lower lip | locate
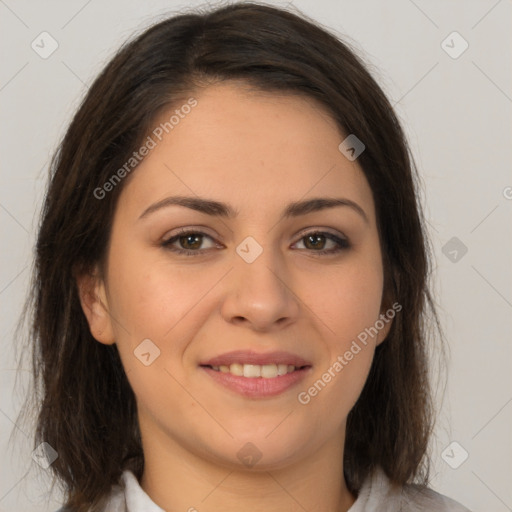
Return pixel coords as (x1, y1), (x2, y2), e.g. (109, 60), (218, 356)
(201, 366), (311, 398)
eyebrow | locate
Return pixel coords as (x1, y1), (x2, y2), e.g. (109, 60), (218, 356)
(138, 195), (369, 224)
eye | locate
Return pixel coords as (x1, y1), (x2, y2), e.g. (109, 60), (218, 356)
(161, 229), (219, 256)
(292, 230), (350, 255)
(161, 228), (350, 257)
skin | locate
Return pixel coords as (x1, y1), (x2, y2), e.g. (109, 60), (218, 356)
(78, 81), (392, 512)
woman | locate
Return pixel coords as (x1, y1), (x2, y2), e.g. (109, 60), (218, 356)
(21, 2), (471, 511)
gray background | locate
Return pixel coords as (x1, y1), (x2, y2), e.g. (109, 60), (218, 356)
(1, 1), (511, 511)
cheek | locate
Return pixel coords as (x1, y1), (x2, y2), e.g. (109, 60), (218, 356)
(106, 240), (200, 340)
(297, 291), (380, 432)
(300, 344), (374, 437)
(308, 256), (384, 344)
(296, 254), (383, 412)
(105, 247), (206, 424)
(105, 240), (227, 380)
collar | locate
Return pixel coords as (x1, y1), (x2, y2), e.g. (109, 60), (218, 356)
(116, 466), (410, 512)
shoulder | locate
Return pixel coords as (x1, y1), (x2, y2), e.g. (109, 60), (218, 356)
(350, 467), (472, 512)
(54, 469), (163, 512)
(401, 482), (473, 511)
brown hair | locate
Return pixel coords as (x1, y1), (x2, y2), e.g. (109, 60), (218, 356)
(16, 2), (442, 510)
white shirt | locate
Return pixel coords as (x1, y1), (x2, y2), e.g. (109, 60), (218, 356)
(67, 468), (471, 511)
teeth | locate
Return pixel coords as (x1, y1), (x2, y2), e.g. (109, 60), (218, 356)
(261, 364), (278, 378)
(230, 363), (244, 376)
(210, 363), (298, 378)
(277, 364), (288, 376)
(243, 364), (261, 377)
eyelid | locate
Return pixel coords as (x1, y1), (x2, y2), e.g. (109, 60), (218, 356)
(162, 225), (218, 241)
(293, 226), (347, 241)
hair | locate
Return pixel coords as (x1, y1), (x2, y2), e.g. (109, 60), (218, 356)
(15, 2), (443, 511)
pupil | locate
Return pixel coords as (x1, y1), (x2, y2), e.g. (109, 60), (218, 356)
(181, 234), (201, 249)
(307, 234), (325, 249)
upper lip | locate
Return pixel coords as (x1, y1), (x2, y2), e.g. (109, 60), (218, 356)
(200, 350), (312, 367)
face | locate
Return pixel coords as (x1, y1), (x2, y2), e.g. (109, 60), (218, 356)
(78, 81), (392, 471)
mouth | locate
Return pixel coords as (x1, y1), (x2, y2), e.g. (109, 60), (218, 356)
(199, 350), (312, 398)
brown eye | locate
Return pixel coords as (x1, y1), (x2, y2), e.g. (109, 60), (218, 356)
(162, 230), (218, 256)
(178, 233), (203, 250)
(303, 233), (327, 250)
(294, 231), (350, 255)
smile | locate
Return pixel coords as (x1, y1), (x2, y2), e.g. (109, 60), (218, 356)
(199, 349), (313, 398)
(200, 364), (312, 398)
(205, 363), (304, 378)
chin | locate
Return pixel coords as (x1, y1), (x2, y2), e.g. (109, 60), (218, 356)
(204, 428), (314, 471)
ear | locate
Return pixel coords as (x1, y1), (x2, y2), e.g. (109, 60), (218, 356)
(76, 266), (115, 345)
(375, 309), (393, 347)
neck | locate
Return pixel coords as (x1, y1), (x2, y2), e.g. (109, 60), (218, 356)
(138, 417), (356, 512)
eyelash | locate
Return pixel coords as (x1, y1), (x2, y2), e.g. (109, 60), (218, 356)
(161, 228), (350, 257)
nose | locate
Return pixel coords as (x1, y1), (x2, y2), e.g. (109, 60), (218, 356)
(220, 244), (301, 332)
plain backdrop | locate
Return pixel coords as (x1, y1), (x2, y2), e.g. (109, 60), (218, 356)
(1, 1), (511, 511)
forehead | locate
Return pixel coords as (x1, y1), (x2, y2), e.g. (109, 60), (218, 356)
(117, 82), (375, 223)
